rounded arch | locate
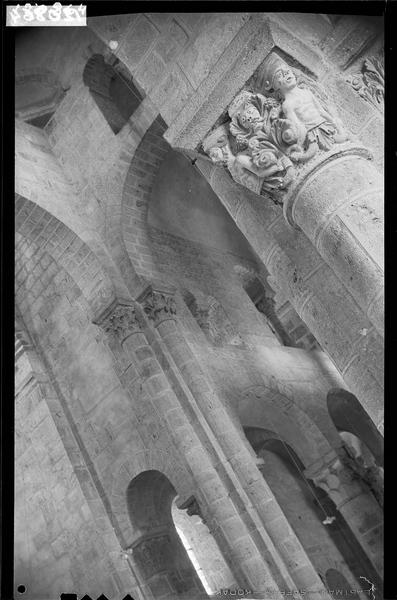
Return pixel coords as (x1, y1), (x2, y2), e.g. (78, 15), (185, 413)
(15, 67), (65, 124)
(97, 106), (169, 300)
(240, 385), (334, 467)
(120, 116), (171, 279)
(247, 428), (367, 594)
(15, 117), (142, 298)
(325, 569), (356, 599)
(83, 53), (144, 134)
(15, 195), (131, 315)
(244, 426), (306, 471)
(327, 388), (383, 466)
(124, 468), (205, 598)
(110, 449), (195, 543)
(127, 470), (177, 537)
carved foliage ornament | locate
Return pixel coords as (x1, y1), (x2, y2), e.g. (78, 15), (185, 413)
(203, 55), (349, 204)
(347, 55), (384, 111)
(142, 290), (177, 324)
(98, 302), (141, 342)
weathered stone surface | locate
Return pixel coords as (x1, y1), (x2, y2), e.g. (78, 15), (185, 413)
(14, 12), (383, 600)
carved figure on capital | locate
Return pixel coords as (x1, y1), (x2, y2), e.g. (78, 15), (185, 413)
(202, 123), (293, 201)
(202, 55), (349, 203)
(260, 55), (348, 161)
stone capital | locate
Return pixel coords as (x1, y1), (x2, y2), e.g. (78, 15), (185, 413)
(131, 532), (173, 578)
(177, 495), (206, 524)
(93, 298), (142, 343)
(137, 284), (177, 326)
(306, 455), (364, 509)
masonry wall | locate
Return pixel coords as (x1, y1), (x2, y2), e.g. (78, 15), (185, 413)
(14, 233), (200, 599)
(14, 13), (383, 600)
(14, 330), (137, 599)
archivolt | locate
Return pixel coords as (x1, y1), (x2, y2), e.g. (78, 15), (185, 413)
(109, 448), (194, 543)
(240, 385), (333, 467)
(15, 195), (121, 315)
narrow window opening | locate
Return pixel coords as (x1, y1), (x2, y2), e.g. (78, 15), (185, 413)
(83, 54), (143, 134)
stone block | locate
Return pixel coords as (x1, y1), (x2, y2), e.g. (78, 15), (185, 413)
(169, 19), (189, 47)
(219, 515), (247, 546)
(135, 51), (167, 94)
(150, 66), (194, 125)
(119, 16), (159, 71)
(178, 13), (248, 90)
(280, 537), (308, 570)
(145, 13), (172, 31)
(359, 112), (384, 170)
(323, 73), (375, 136)
(267, 517), (292, 544)
(175, 13), (204, 32)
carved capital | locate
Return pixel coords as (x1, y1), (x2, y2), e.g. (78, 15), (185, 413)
(202, 57), (357, 208)
(177, 495), (206, 524)
(93, 299), (142, 343)
(137, 285), (177, 325)
(347, 55), (384, 112)
(132, 533), (173, 578)
(309, 456), (364, 509)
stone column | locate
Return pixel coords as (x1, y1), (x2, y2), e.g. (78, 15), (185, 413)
(283, 143), (383, 338)
(138, 284), (333, 600)
(130, 529), (204, 599)
(195, 158), (383, 430)
(255, 293), (294, 347)
(305, 454), (383, 578)
(94, 298), (293, 598)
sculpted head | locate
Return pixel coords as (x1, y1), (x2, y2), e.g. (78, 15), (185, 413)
(257, 150), (278, 168)
(273, 67), (297, 94)
(228, 90), (262, 132)
(202, 124), (232, 165)
(238, 104), (262, 129)
(261, 54), (296, 96)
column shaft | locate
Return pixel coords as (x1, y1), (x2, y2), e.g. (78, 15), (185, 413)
(307, 456), (383, 578)
(95, 299), (288, 597)
(196, 159), (383, 429)
(139, 287), (334, 600)
(284, 148), (383, 337)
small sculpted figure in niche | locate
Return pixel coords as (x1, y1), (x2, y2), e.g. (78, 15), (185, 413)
(261, 55), (348, 162)
(202, 123), (294, 200)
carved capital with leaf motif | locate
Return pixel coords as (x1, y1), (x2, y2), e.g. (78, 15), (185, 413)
(93, 299), (142, 344)
(137, 285), (177, 325)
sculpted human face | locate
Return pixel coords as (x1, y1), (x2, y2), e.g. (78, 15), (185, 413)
(208, 133), (229, 165)
(239, 105), (261, 128)
(259, 151), (277, 168)
(273, 67), (296, 94)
